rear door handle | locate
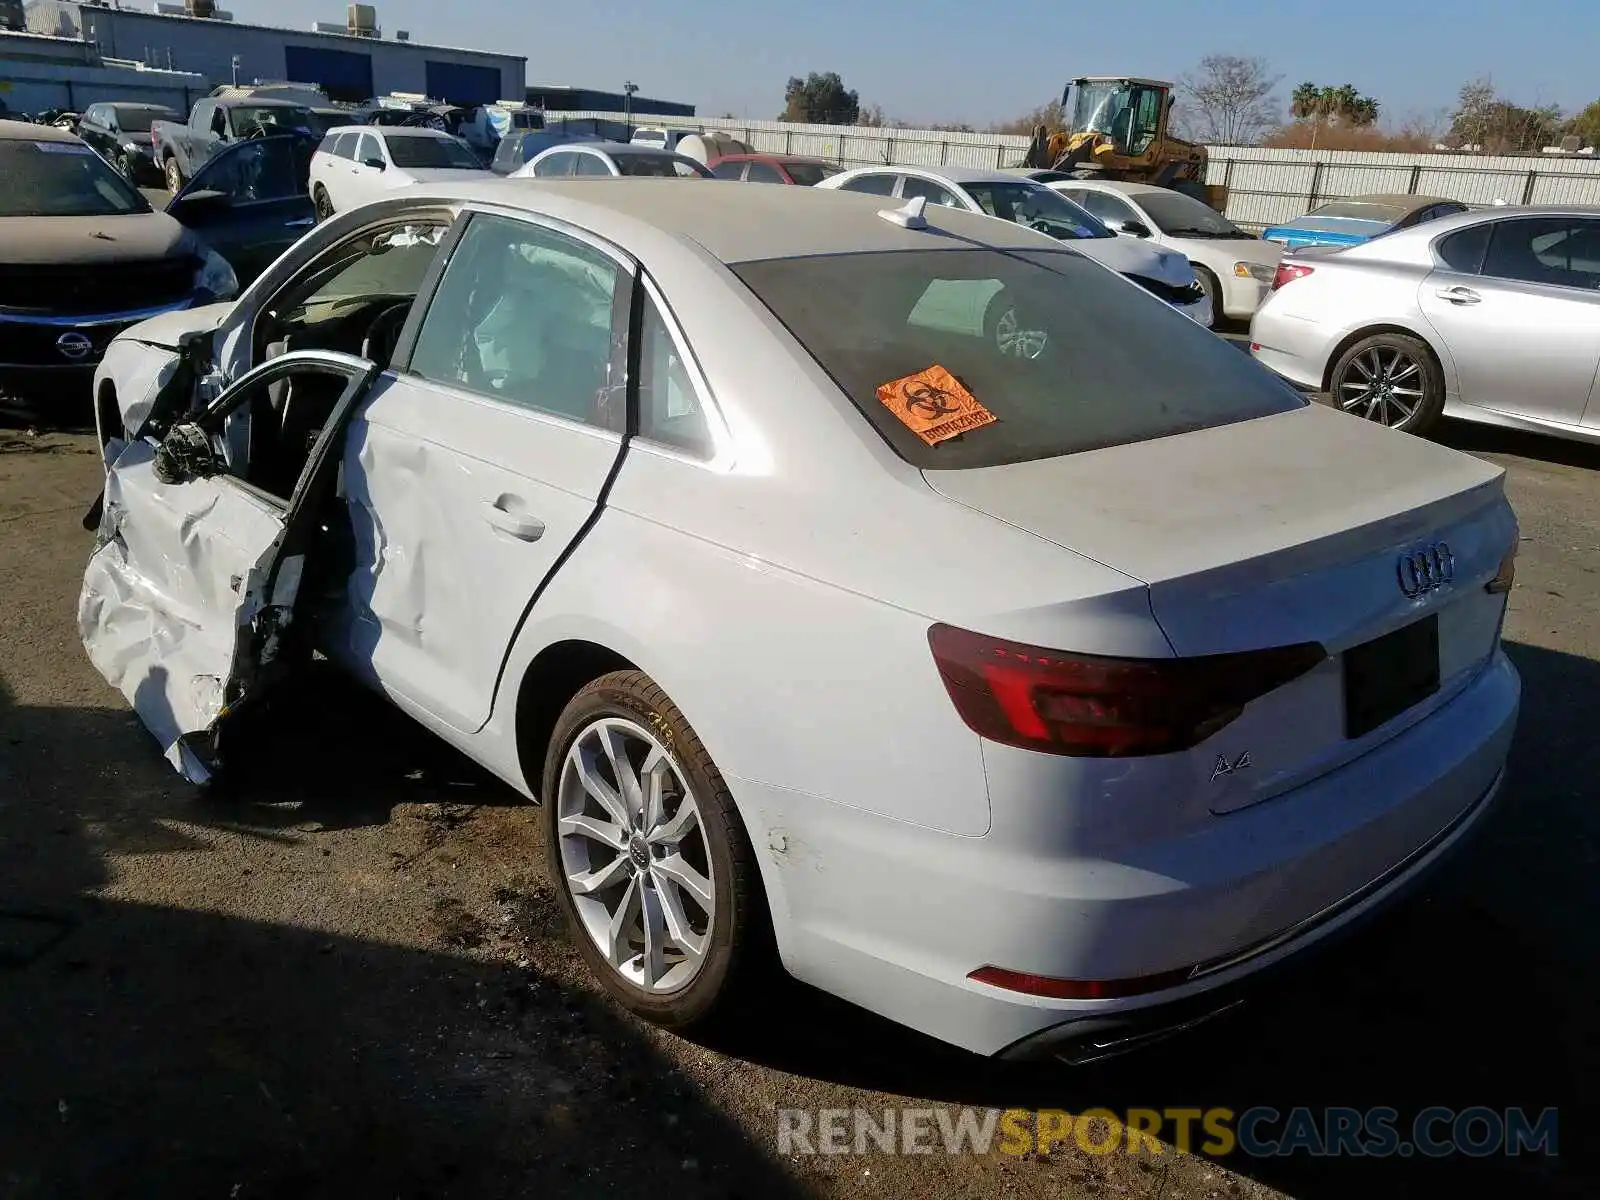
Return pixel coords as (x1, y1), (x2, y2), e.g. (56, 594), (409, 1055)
(284, 217), (315, 228)
(1436, 285), (1481, 305)
(483, 500), (546, 541)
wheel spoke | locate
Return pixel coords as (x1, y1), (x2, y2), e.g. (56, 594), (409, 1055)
(1353, 352), (1377, 380)
(653, 852), (713, 909)
(568, 851), (633, 895)
(640, 745), (670, 834)
(1390, 360), (1420, 383)
(558, 812), (627, 851)
(1389, 385), (1424, 398)
(654, 872), (708, 959)
(640, 880), (668, 987)
(605, 875), (641, 967)
(597, 724), (645, 827)
(573, 743), (629, 830)
(1390, 394), (1416, 419)
(649, 800), (700, 845)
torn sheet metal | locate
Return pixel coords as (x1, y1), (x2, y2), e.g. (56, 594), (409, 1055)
(78, 439), (291, 784)
(95, 339), (181, 449)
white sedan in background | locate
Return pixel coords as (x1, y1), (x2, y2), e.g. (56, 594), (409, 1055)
(1035, 177), (1283, 326)
(310, 125), (488, 218)
(81, 180), (1518, 1063)
(819, 164), (1211, 324)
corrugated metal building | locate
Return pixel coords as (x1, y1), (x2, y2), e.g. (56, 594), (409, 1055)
(526, 83), (693, 119)
(23, 1), (524, 104)
(0, 26), (205, 112)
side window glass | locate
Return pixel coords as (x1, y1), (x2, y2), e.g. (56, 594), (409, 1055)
(1436, 224), (1490, 274)
(210, 106), (228, 137)
(409, 214), (625, 427)
(712, 160), (745, 180)
(745, 162), (784, 184)
(532, 151), (572, 177)
(840, 173), (896, 196)
(191, 138), (302, 203)
(1483, 218), (1592, 288)
(573, 153), (612, 176)
(901, 176), (959, 207)
(358, 133), (382, 165)
(637, 293), (714, 457)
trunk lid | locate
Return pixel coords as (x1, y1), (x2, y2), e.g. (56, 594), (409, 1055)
(924, 403), (1515, 812)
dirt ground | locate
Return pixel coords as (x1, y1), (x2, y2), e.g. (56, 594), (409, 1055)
(1, 411), (1595, 1199)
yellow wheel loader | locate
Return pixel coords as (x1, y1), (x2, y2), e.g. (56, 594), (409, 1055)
(1022, 77), (1229, 211)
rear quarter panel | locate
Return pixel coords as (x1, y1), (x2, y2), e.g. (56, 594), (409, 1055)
(1255, 255), (1455, 392)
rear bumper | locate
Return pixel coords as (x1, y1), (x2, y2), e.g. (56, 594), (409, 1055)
(997, 760), (1505, 1063)
(1249, 305), (1343, 391)
(749, 649), (1520, 1057)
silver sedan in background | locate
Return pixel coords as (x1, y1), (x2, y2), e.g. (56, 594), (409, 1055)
(1251, 205), (1600, 442)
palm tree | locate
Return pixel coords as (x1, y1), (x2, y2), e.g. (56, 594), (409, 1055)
(1290, 82), (1322, 121)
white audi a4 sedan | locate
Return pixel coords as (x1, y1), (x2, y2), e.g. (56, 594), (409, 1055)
(80, 180), (1520, 1062)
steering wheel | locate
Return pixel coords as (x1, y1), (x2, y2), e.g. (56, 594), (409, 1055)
(360, 302), (412, 369)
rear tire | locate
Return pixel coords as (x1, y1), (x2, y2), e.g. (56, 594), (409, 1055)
(313, 184), (335, 223)
(541, 670), (769, 1032)
(163, 156), (184, 194)
(1193, 265), (1222, 329)
(1329, 332), (1444, 436)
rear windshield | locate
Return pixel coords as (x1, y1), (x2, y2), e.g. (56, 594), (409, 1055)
(734, 248), (1302, 468)
(1306, 200), (1406, 223)
(387, 135), (483, 169)
(783, 160), (839, 186)
(614, 153), (707, 178)
(0, 141), (151, 217)
(233, 105), (315, 134)
(112, 107), (172, 133)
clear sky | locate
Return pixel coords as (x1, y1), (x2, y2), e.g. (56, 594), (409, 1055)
(263, 0), (1591, 126)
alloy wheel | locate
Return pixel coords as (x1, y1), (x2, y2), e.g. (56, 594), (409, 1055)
(556, 717), (716, 993)
(995, 307), (1049, 359)
(164, 159), (182, 193)
(1338, 346), (1424, 426)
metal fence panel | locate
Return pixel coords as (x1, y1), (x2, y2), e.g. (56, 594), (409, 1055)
(554, 111), (1600, 226)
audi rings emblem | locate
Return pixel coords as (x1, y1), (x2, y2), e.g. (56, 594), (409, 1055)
(1398, 542), (1454, 598)
(55, 332), (93, 361)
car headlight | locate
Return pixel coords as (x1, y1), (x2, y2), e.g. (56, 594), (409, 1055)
(193, 246), (239, 303)
(1234, 261), (1277, 283)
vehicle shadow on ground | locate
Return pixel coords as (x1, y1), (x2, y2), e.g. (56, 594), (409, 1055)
(706, 638), (1598, 1198)
(1436, 418), (1600, 472)
(0, 677), (804, 1199)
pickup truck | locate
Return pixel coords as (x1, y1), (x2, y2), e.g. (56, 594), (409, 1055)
(151, 97), (318, 192)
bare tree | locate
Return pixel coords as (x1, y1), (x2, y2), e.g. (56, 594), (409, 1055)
(1177, 54), (1281, 146)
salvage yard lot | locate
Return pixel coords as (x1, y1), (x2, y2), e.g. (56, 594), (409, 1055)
(1, 417), (1596, 1198)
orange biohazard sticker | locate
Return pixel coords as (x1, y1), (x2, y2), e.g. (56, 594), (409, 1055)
(875, 364), (997, 447)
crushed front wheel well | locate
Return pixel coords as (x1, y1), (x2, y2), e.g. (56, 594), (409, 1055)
(514, 640), (637, 802)
(1321, 324), (1444, 393)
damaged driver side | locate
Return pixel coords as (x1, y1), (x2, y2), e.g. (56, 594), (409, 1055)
(79, 350), (381, 784)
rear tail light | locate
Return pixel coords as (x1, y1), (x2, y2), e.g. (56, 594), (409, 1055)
(928, 624), (1326, 758)
(968, 963), (1193, 1000)
(1487, 544), (1517, 594)
(1271, 263), (1315, 291)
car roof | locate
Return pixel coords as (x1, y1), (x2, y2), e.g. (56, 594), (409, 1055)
(368, 126), (465, 139)
(414, 177), (1066, 263)
(1311, 193), (1460, 212)
(838, 163), (1027, 186)
(107, 102), (177, 112)
(715, 153), (829, 165)
(1057, 179), (1171, 197)
(225, 97), (306, 108)
(0, 119), (79, 143)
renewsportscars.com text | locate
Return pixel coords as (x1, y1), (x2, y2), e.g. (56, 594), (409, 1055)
(776, 1106), (1559, 1159)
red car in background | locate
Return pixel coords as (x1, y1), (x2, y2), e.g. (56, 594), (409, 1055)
(707, 153), (841, 185)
